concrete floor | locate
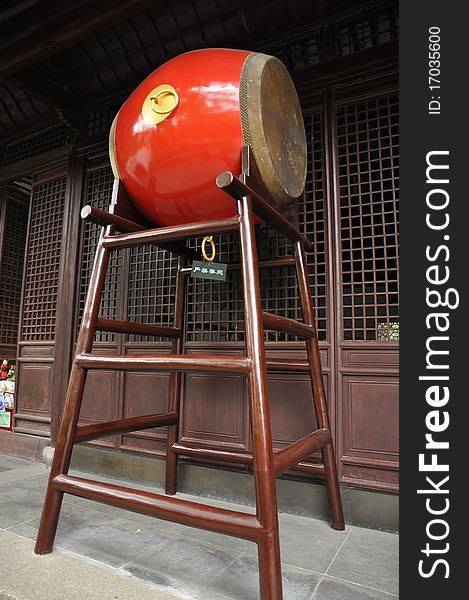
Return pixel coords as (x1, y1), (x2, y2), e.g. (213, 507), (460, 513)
(0, 453), (398, 599)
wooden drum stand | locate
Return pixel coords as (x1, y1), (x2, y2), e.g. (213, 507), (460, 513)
(35, 147), (344, 600)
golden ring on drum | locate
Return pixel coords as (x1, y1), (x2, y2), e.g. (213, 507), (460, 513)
(151, 88), (179, 114)
(142, 84), (179, 124)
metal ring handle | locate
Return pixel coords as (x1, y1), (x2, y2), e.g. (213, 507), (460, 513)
(201, 236), (216, 262)
(151, 89), (179, 115)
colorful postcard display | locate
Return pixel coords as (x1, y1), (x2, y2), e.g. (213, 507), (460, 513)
(0, 360), (15, 431)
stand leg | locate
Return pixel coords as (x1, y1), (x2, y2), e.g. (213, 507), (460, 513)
(165, 256), (187, 495)
(294, 241), (345, 530)
(35, 231), (112, 554)
(239, 196), (283, 600)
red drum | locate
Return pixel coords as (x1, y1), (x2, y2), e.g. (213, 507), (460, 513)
(109, 48), (306, 227)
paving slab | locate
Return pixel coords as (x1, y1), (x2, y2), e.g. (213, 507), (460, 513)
(57, 519), (173, 569)
(277, 512), (350, 573)
(327, 527), (399, 596)
(0, 529), (188, 600)
(10, 473), (49, 494)
(0, 515), (21, 529)
(0, 463), (47, 486)
(312, 575), (398, 599)
(0, 484), (45, 523)
(124, 533), (242, 590)
(0, 455), (32, 470)
(207, 553), (322, 600)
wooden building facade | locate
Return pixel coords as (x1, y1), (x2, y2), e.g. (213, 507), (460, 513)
(0, 0), (398, 496)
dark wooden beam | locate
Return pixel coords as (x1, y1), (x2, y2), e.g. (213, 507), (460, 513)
(0, 144), (73, 184)
(0, 1), (90, 47)
(0, 0), (40, 26)
(5, 68), (83, 128)
(0, 0), (156, 77)
(293, 40), (399, 91)
(51, 474), (264, 542)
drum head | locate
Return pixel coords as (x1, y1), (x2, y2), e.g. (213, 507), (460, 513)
(240, 53), (307, 205)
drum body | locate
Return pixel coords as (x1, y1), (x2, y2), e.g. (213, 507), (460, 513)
(110, 48), (306, 227)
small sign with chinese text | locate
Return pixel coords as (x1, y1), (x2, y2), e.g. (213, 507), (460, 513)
(191, 260), (227, 281)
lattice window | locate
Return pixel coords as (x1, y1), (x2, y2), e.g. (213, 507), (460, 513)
(21, 176), (66, 341)
(300, 110), (328, 340)
(87, 103), (120, 138)
(78, 167), (120, 342)
(336, 6), (399, 58)
(258, 4), (398, 74)
(186, 234), (243, 342)
(2, 124), (73, 167)
(265, 33), (322, 73)
(127, 246), (177, 342)
(0, 197), (29, 344)
(254, 220), (300, 344)
(337, 93), (399, 341)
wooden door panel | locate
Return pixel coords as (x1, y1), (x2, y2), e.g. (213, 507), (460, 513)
(15, 350), (53, 436)
(16, 363), (51, 415)
(268, 374), (318, 447)
(80, 360), (119, 449)
(339, 373), (399, 491)
(119, 370), (170, 454)
(180, 372), (247, 451)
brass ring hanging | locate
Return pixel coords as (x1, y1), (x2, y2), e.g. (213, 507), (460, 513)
(201, 236), (216, 262)
(141, 84), (179, 124)
(151, 88), (179, 114)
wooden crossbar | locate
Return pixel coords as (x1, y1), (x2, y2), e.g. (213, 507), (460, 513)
(273, 428), (331, 477)
(102, 216), (240, 249)
(75, 353), (252, 374)
(265, 358), (310, 372)
(75, 412), (178, 443)
(81, 205), (146, 233)
(52, 475), (263, 541)
(81, 205), (196, 258)
(262, 312), (315, 339)
(96, 318), (181, 338)
(172, 443), (254, 465)
(171, 442), (327, 477)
